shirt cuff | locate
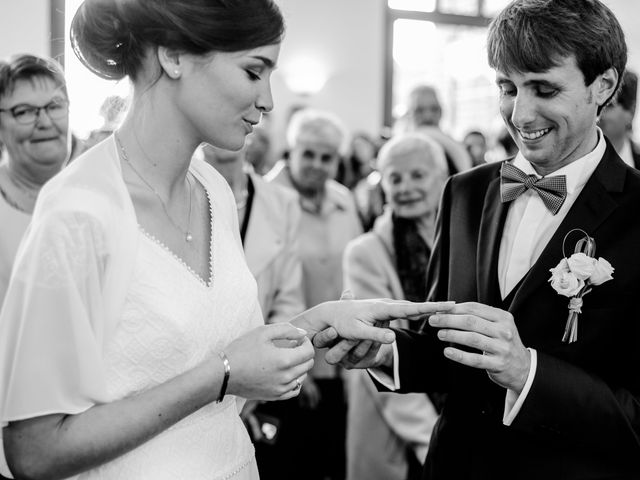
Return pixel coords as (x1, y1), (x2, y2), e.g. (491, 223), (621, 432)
(0, 430), (13, 479)
(503, 348), (537, 426)
(367, 341), (401, 391)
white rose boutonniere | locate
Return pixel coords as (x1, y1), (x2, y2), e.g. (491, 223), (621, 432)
(566, 252), (596, 280)
(548, 230), (614, 343)
(590, 257), (614, 286)
(549, 258), (585, 297)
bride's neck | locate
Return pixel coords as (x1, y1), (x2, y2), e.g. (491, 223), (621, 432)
(117, 96), (198, 192)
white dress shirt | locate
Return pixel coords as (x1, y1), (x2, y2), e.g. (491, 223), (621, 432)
(500, 130), (605, 424)
(498, 132), (605, 298)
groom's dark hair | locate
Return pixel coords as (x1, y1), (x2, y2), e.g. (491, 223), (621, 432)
(487, 0), (627, 111)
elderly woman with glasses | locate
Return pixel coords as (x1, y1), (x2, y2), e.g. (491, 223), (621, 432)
(0, 54), (70, 305)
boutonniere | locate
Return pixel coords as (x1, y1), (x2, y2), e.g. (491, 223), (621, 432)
(548, 229), (614, 343)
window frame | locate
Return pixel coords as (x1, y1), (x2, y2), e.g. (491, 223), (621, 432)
(50, 0), (66, 63)
(383, 2), (492, 127)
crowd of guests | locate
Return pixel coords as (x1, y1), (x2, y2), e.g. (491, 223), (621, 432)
(2, 50), (640, 480)
(1, 0), (640, 478)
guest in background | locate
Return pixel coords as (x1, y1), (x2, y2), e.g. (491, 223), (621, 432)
(84, 94), (128, 149)
(353, 170), (385, 231)
(198, 143), (304, 326)
(266, 108), (363, 480)
(397, 85), (472, 174)
(69, 132), (87, 161)
(343, 133), (447, 480)
(336, 131), (376, 190)
(200, 142), (307, 479)
(245, 126), (273, 176)
(463, 130), (488, 167)
(599, 69), (640, 168)
(353, 133), (390, 232)
(0, 54), (70, 306)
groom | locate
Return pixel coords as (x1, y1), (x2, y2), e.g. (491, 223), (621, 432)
(319, 0), (640, 478)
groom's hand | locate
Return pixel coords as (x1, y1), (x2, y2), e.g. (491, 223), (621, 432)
(312, 299), (454, 368)
(314, 322), (391, 369)
(429, 302), (530, 393)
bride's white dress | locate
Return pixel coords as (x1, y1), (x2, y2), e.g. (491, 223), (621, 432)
(80, 195), (262, 479)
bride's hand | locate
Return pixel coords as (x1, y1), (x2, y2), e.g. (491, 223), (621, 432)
(292, 298), (455, 346)
(310, 299), (455, 368)
(225, 323), (314, 401)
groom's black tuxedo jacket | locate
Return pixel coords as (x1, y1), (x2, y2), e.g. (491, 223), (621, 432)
(392, 141), (640, 479)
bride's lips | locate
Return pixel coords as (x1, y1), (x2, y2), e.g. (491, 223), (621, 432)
(242, 120), (254, 134)
(242, 118), (260, 134)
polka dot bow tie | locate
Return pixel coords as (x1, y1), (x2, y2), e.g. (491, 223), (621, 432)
(499, 161), (567, 215)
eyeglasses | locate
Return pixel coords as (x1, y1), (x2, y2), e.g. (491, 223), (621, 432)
(0, 99), (69, 125)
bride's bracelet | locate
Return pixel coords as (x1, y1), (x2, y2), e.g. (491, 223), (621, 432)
(216, 351), (231, 403)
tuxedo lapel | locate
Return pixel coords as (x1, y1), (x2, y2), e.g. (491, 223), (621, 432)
(476, 173), (509, 304)
(508, 146), (627, 314)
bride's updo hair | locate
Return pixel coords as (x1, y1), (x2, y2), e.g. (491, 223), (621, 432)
(70, 0), (285, 81)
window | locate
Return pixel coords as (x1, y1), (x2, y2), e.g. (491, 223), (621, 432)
(55, 0), (131, 139)
(385, 0), (511, 139)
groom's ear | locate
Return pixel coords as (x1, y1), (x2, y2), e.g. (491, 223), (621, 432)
(593, 66), (619, 108)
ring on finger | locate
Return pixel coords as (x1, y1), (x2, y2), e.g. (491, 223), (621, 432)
(295, 378), (302, 390)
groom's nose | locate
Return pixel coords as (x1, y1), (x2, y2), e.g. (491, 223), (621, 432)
(511, 91), (537, 128)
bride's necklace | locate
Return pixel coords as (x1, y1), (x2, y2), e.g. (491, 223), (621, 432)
(115, 133), (194, 242)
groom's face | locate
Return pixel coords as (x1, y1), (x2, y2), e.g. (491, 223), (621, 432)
(496, 55), (603, 175)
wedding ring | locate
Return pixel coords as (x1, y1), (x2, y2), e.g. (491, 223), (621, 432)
(295, 379), (302, 390)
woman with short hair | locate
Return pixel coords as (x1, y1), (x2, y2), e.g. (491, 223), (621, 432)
(0, 54), (70, 306)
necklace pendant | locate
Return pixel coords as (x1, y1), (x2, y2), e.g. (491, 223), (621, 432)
(185, 232), (193, 242)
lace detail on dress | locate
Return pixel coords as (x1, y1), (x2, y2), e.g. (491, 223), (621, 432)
(138, 186), (216, 288)
(81, 187), (262, 480)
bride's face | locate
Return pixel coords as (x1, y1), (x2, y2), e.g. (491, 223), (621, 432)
(174, 43), (280, 151)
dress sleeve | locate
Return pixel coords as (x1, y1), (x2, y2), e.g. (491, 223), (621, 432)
(0, 209), (111, 424)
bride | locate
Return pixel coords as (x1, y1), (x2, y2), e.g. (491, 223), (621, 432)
(0, 1), (453, 479)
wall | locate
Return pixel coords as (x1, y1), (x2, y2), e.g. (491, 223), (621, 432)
(0, 0), (49, 59)
(607, 0), (640, 73)
(270, 0), (386, 154)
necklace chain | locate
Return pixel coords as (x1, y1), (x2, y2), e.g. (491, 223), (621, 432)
(114, 133), (194, 242)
